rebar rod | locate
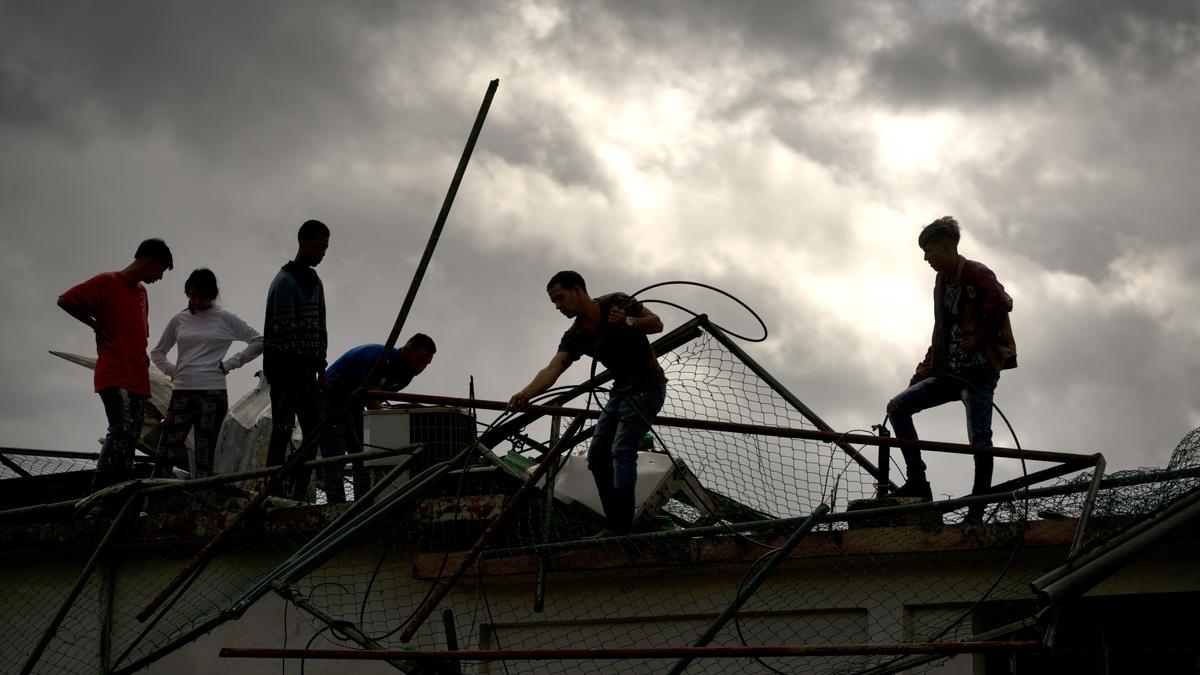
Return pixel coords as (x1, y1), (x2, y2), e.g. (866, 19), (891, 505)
(667, 503), (830, 675)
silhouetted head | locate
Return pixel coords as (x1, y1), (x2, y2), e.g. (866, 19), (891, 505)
(296, 219), (330, 267)
(918, 216), (960, 273)
(184, 268), (219, 313)
(546, 271), (589, 319)
(133, 238), (174, 283)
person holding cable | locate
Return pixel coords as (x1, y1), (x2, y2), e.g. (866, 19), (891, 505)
(508, 271), (667, 535)
(886, 216), (1017, 522)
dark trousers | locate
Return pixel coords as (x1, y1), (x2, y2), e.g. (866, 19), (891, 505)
(887, 367), (999, 495)
(96, 387), (148, 489)
(266, 372), (324, 499)
(319, 396), (371, 503)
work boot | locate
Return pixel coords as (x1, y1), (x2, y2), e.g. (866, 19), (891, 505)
(890, 479), (932, 501)
(607, 486), (636, 535)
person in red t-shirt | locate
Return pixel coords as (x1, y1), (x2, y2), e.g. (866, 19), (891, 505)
(58, 238), (174, 490)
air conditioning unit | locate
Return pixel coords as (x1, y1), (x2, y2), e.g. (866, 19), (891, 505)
(363, 406), (475, 486)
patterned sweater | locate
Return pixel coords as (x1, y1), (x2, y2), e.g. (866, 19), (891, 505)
(263, 261), (327, 382)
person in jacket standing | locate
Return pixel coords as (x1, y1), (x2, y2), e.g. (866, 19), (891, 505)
(151, 268), (263, 477)
(263, 219), (330, 499)
(887, 216), (1017, 521)
(58, 238), (174, 490)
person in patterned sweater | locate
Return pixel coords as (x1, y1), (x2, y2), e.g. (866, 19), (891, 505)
(263, 219), (330, 498)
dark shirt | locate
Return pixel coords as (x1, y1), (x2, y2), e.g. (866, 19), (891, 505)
(557, 293), (667, 390)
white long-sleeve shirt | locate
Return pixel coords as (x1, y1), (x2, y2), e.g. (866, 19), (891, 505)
(151, 306), (264, 391)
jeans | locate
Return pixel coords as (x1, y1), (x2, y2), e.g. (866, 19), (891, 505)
(97, 387), (148, 487)
(887, 367), (999, 494)
(588, 382), (666, 490)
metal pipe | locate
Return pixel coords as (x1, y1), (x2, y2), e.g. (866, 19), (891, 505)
(397, 414), (588, 643)
(667, 503), (830, 675)
(380, 391), (1091, 465)
(357, 78), (499, 392)
(1031, 481), (1200, 606)
(20, 494), (139, 675)
(1070, 454), (1106, 555)
(219, 641), (1043, 661)
(703, 319), (895, 489)
(259, 446), (427, 584)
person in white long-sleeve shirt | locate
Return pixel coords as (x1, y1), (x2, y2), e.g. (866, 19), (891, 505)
(151, 269), (263, 477)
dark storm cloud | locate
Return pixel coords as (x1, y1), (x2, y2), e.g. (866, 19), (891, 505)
(0, 2), (427, 162)
(866, 19), (1056, 108)
(1017, 0), (1200, 78)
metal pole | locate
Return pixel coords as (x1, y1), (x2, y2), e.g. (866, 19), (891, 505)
(667, 503), (830, 675)
(219, 641), (1044, 661)
(359, 78), (499, 389)
(381, 392), (1091, 465)
(398, 414), (588, 642)
(701, 318), (896, 490)
(21, 494), (139, 675)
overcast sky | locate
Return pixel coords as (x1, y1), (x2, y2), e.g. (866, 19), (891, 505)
(2, 1), (1198, 498)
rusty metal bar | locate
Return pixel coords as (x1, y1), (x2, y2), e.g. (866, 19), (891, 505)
(397, 414), (588, 643)
(989, 458), (1097, 495)
(378, 391), (1092, 465)
(220, 641), (1044, 661)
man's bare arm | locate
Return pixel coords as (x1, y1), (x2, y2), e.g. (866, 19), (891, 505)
(508, 351), (573, 410)
(607, 304), (664, 334)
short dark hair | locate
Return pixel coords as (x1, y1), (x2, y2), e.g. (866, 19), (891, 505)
(184, 268), (219, 300)
(918, 216), (960, 249)
(547, 270), (586, 293)
(298, 219), (330, 243)
(406, 333), (437, 354)
(135, 238), (174, 269)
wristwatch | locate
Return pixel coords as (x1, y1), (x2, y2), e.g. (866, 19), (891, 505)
(625, 315), (635, 326)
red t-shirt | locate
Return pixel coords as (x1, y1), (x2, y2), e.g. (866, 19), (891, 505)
(61, 272), (151, 395)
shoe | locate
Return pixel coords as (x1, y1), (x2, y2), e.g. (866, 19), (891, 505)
(890, 480), (932, 501)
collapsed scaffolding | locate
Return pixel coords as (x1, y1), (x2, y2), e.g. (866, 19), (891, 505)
(4, 313), (1200, 674)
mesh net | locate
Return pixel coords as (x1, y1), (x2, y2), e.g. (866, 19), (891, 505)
(4, 320), (1199, 674)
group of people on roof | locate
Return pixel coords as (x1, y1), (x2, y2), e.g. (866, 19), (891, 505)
(57, 215), (1014, 527)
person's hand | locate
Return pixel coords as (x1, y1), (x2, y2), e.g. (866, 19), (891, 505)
(959, 335), (979, 351)
(608, 306), (627, 326)
(507, 391), (529, 411)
